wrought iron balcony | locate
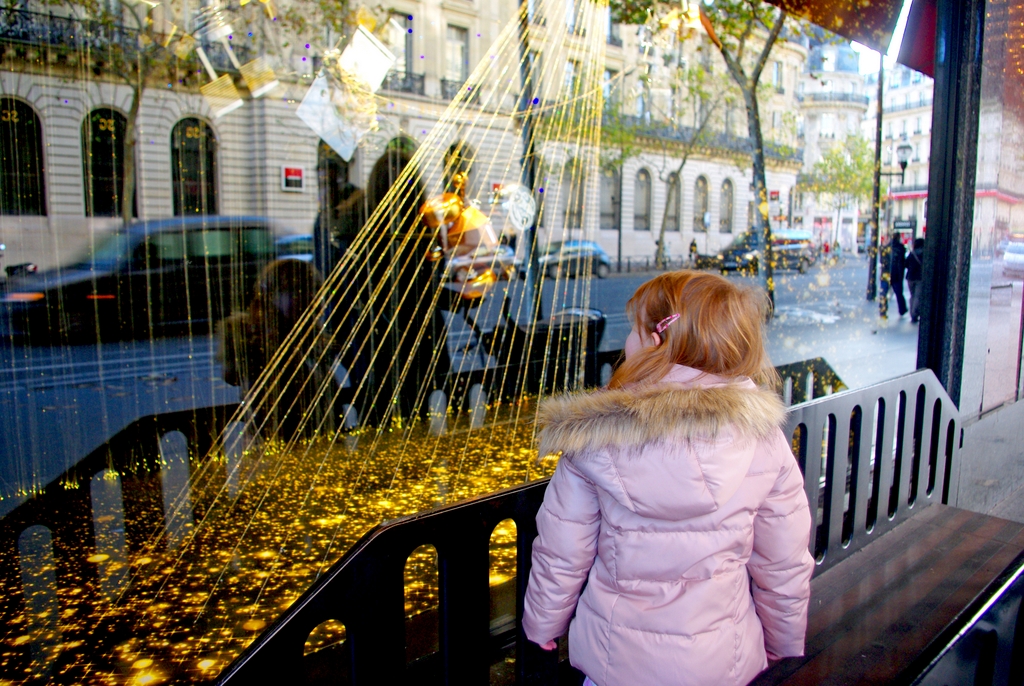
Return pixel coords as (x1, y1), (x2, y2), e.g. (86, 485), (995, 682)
(0, 8), (249, 73)
(606, 33), (623, 47)
(381, 71), (425, 96)
(796, 92), (870, 105)
(0, 8), (138, 55)
(438, 77), (473, 101)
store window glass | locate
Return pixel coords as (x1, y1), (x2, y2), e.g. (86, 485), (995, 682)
(0, 0), (947, 682)
(959, 0), (1024, 417)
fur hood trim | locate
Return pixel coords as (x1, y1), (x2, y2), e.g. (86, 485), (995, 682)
(538, 382), (786, 458)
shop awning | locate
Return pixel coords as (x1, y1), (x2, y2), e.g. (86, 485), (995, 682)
(761, 0), (937, 77)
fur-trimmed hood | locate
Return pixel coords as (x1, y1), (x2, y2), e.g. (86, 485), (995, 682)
(537, 366), (788, 520)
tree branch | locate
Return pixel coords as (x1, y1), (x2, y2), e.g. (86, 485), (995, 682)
(750, 8), (787, 85)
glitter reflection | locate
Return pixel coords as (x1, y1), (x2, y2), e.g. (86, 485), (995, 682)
(0, 402), (551, 682)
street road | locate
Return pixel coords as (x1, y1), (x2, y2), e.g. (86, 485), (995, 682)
(0, 258), (919, 515)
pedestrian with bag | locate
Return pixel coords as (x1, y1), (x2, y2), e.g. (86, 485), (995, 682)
(889, 234), (908, 316)
(523, 270), (814, 686)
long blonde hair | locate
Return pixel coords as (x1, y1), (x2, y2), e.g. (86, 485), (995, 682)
(607, 270), (778, 389)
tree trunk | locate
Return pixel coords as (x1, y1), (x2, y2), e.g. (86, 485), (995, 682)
(654, 170), (678, 269)
(741, 85), (775, 303)
(121, 56), (144, 227)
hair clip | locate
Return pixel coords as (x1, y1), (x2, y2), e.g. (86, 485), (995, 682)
(655, 313), (680, 334)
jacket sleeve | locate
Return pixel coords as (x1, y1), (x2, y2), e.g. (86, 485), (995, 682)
(748, 430), (815, 659)
(522, 456), (601, 645)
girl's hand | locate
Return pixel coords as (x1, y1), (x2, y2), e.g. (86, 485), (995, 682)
(537, 640), (557, 651)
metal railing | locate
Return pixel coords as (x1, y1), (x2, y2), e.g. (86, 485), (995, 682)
(440, 77), (467, 101)
(606, 33), (622, 47)
(886, 97), (933, 114)
(0, 8), (248, 73)
(218, 368), (964, 683)
(602, 112), (803, 163)
(796, 92), (870, 105)
(382, 71), (425, 96)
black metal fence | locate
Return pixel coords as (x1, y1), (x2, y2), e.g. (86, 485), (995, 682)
(217, 368), (966, 684)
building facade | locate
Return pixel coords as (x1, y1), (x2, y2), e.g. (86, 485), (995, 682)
(0, 0), (806, 271)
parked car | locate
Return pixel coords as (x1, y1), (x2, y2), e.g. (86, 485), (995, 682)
(275, 234), (315, 263)
(536, 240), (612, 279)
(717, 229), (815, 274)
(1002, 242), (1024, 278)
(0, 216), (281, 343)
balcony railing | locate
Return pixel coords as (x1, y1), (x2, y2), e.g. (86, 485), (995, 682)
(440, 77), (479, 101)
(606, 33), (622, 47)
(602, 112), (803, 163)
(885, 98), (933, 114)
(0, 8), (249, 73)
(796, 92), (870, 106)
(381, 71), (425, 96)
(0, 8), (137, 55)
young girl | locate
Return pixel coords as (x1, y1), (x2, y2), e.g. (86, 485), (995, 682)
(522, 270), (814, 686)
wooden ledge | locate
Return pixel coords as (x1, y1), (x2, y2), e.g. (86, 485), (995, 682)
(752, 505), (1024, 685)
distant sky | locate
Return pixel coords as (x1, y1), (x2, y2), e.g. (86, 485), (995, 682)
(851, 0), (915, 74)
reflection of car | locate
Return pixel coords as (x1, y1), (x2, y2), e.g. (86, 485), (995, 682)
(443, 245), (518, 299)
(1002, 242), (1024, 278)
(537, 240), (612, 279)
(275, 234), (314, 263)
(0, 216), (280, 342)
(717, 230), (815, 274)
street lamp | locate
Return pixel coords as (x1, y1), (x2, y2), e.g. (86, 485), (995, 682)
(893, 142), (913, 185)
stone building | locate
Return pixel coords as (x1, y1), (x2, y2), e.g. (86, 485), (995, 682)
(793, 39), (869, 251)
(861, 62), (934, 243)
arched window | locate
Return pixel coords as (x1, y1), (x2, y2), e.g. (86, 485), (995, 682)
(665, 172), (680, 232)
(599, 167), (620, 231)
(720, 179), (734, 233)
(565, 165), (585, 228)
(634, 169), (651, 231)
(0, 98), (46, 216)
(171, 118), (217, 216)
(693, 175), (709, 233)
(83, 109), (134, 217)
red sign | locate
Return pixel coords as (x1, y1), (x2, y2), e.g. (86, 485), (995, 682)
(769, 190), (780, 201)
(281, 166), (304, 192)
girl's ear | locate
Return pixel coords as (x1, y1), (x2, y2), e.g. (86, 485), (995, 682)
(651, 331), (662, 347)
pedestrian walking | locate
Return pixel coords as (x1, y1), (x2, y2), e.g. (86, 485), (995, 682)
(906, 237), (925, 323)
(523, 271), (814, 686)
(689, 237), (698, 267)
(889, 234), (908, 316)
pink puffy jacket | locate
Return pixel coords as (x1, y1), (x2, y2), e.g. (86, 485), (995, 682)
(522, 365), (814, 686)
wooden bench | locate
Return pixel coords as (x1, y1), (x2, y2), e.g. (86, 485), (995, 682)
(753, 505), (1024, 685)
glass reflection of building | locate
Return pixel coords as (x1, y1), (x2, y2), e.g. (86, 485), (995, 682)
(1, 0), (1024, 683)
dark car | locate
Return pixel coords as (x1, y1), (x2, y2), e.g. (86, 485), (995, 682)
(716, 230), (815, 274)
(0, 216), (281, 343)
(536, 240), (612, 279)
